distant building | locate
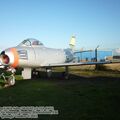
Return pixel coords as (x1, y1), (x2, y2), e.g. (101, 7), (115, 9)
(113, 48), (120, 56)
(112, 48), (120, 61)
(75, 50), (112, 62)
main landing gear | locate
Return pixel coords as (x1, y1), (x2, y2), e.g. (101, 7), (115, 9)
(22, 66), (70, 79)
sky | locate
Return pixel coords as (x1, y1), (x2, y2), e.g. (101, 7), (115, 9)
(0, 0), (120, 50)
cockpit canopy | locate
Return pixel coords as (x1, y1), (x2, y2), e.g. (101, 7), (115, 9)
(18, 38), (44, 47)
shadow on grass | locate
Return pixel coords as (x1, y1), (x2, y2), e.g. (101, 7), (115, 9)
(0, 72), (120, 87)
(29, 72), (120, 84)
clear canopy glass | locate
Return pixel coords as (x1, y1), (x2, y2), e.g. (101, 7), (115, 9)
(18, 38), (44, 46)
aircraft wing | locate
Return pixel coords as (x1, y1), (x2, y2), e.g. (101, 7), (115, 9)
(41, 61), (115, 67)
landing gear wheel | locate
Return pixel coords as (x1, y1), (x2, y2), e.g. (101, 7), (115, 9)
(62, 72), (69, 79)
(46, 69), (52, 78)
(32, 70), (40, 78)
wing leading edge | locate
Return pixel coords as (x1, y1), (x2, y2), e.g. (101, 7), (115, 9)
(41, 61), (116, 67)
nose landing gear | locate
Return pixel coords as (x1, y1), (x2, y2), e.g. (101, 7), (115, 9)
(0, 67), (16, 88)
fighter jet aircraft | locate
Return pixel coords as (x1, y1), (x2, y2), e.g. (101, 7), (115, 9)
(0, 36), (113, 79)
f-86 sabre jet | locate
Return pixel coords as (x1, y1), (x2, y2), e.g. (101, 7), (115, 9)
(0, 36), (114, 80)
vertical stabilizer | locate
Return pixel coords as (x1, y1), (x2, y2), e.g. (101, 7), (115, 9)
(69, 36), (76, 50)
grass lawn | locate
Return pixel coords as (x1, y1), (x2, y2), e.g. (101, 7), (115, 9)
(0, 70), (120, 120)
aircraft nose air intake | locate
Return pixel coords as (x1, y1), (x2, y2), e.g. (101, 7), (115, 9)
(1, 54), (10, 64)
(1, 48), (19, 68)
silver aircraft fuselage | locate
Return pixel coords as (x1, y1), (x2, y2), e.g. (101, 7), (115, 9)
(0, 38), (74, 68)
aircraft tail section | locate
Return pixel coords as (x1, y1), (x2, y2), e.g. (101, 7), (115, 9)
(69, 36), (76, 50)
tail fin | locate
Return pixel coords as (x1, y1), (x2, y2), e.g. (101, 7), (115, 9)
(69, 35), (76, 50)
